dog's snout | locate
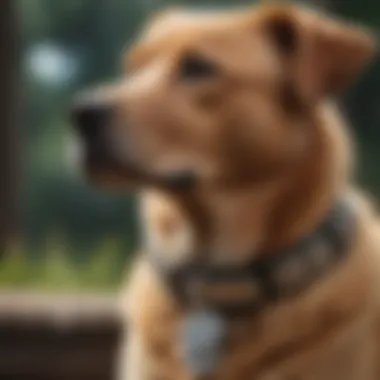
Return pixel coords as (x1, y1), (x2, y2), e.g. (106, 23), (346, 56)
(71, 95), (113, 141)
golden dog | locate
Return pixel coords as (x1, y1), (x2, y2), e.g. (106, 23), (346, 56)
(72, 2), (380, 379)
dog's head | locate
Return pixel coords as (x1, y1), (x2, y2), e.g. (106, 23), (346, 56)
(71, 3), (375, 192)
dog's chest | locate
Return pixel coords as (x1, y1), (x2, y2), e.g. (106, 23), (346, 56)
(141, 314), (283, 380)
(144, 327), (372, 380)
(129, 256), (375, 380)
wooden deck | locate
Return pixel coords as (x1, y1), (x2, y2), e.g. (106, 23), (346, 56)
(0, 291), (122, 380)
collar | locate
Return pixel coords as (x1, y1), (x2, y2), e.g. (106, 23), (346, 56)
(148, 199), (356, 318)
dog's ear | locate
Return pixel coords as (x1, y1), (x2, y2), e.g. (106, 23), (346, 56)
(260, 4), (376, 104)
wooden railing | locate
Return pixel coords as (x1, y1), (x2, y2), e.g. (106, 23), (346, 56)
(0, 291), (122, 380)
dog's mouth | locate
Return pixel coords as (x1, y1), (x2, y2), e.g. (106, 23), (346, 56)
(81, 137), (197, 192)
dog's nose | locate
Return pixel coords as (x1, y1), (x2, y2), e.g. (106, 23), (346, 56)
(71, 94), (112, 141)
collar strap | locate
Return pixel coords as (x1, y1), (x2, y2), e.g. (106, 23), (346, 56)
(149, 199), (356, 318)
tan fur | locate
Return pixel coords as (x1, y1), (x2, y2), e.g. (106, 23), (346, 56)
(77, 2), (380, 379)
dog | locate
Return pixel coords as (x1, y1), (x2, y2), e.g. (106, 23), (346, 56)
(71, 2), (380, 379)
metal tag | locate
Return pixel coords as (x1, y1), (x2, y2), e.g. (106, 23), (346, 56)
(181, 309), (227, 376)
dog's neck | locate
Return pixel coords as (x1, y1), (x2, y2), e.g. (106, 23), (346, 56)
(141, 103), (351, 266)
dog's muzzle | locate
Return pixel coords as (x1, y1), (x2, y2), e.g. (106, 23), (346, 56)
(70, 92), (198, 191)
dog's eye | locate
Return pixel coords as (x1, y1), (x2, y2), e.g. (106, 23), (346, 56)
(179, 54), (218, 81)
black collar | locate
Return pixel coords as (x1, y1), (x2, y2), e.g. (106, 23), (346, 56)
(148, 199), (356, 318)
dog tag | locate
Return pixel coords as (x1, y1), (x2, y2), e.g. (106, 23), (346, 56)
(181, 310), (227, 376)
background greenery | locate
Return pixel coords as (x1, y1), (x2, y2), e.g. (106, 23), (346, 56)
(9, 0), (380, 290)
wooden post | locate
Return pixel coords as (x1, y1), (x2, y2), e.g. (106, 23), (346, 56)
(0, 0), (20, 256)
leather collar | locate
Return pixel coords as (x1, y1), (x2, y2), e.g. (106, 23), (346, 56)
(148, 199), (356, 318)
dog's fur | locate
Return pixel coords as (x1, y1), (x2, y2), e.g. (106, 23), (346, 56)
(74, 2), (380, 379)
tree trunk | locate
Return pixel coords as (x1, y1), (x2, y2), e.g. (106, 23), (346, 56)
(0, 0), (20, 256)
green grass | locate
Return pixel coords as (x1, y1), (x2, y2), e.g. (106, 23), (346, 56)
(0, 236), (131, 292)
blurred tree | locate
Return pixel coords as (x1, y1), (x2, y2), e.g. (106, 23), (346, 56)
(0, 0), (21, 256)
(333, 0), (380, 193)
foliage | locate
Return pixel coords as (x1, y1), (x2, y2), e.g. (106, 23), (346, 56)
(0, 234), (128, 291)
